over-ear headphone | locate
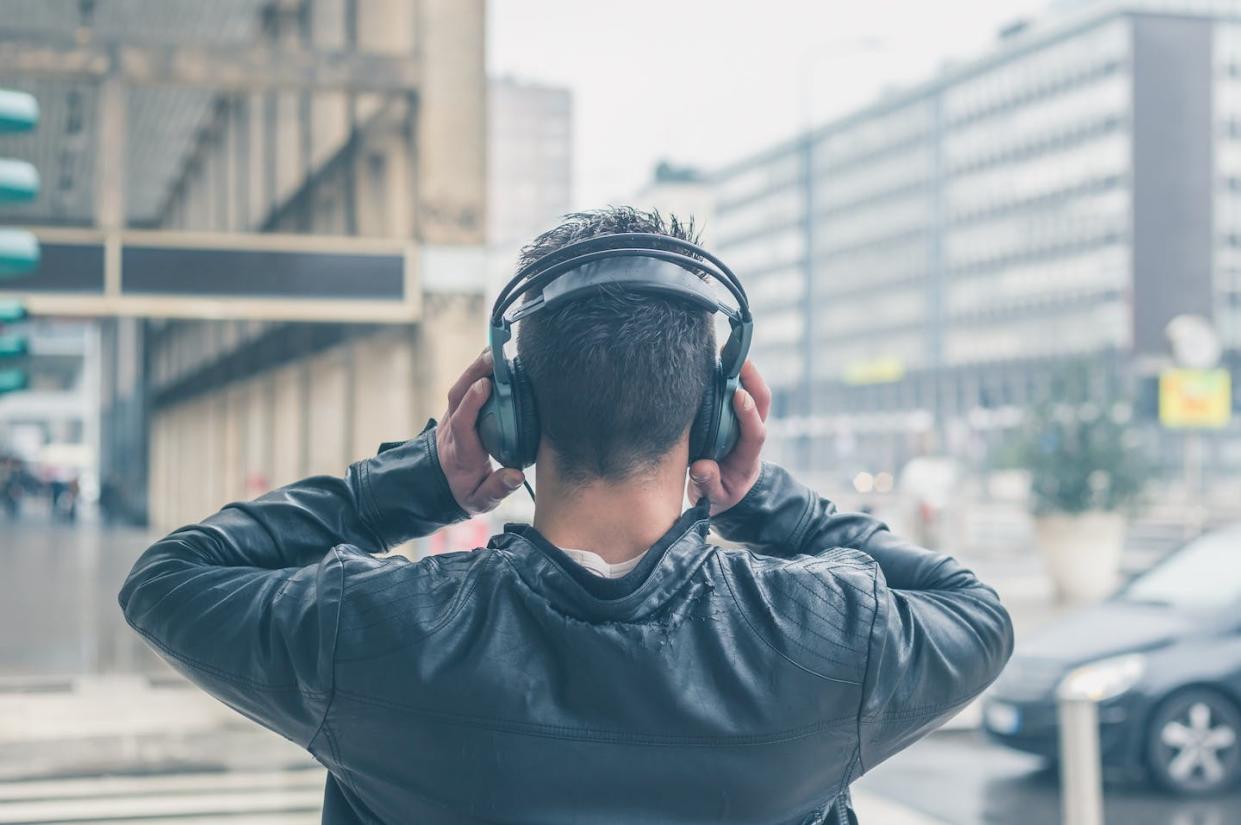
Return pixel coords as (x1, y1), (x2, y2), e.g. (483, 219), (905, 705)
(477, 233), (753, 469)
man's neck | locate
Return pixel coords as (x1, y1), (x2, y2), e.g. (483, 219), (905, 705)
(532, 448), (688, 566)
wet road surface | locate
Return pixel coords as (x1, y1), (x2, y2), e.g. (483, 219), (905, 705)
(858, 729), (1241, 825)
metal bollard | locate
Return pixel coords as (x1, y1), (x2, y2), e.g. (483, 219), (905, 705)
(1058, 693), (1105, 825)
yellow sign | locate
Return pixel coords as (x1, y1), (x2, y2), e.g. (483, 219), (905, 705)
(844, 357), (905, 385)
(1159, 369), (1232, 429)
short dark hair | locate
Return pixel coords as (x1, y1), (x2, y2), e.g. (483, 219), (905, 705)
(515, 207), (715, 482)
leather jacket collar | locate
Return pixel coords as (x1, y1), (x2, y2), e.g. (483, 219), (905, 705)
(489, 499), (713, 622)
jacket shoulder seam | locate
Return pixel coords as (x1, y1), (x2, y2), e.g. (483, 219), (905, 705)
(713, 553), (861, 687)
(332, 551), (492, 662)
(355, 457), (390, 553)
(856, 561), (882, 774)
(307, 547), (346, 753)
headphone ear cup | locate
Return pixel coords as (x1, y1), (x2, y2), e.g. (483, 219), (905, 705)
(510, 358), (541, 468)
(713, 377), (741, 461)
(689, 366), (723, 462)
(476, 384), (506, 465)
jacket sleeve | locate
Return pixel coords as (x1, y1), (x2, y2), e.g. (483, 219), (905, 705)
(117, 424), (467, 747)
(713, 462), (1014, 772)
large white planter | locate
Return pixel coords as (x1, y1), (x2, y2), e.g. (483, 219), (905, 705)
(1035, 511), (1126, 604)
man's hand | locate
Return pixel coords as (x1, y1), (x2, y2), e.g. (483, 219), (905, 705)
(437, 351), (525, 515)
(687, 360), (771, 516)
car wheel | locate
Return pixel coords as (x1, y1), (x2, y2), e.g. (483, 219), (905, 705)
(1147, 688), (1241, 795)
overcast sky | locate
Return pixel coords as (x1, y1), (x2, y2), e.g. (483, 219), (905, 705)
(489, 0), (1048, 207)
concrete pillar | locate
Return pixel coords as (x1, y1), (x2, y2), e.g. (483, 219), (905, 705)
(306, 349), (350, 475)
(242, 376), (272, 498)
(415, 0), (486, 244)
(350, 330), (417, 460)
(413, 293), (488, 424)
(95, 70), (127, 229)
(271, 362), (308, 487)
(248, 94), (267, 230)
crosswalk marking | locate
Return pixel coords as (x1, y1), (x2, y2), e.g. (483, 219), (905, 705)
(0, 767), (325, 825)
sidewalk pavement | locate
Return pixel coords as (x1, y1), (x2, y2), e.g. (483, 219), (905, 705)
(852, 791), (950, 825)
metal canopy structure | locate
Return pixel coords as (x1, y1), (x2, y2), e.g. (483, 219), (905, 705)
(0, 2), (422, 227)
(0, 33), (422, 93)
(0, 0), (443, 320)
(0, 227), (422, 323)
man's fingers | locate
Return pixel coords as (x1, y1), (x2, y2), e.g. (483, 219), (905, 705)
(447, 378), (493, 462)
(739, 360), (772, 422)
(466, 468), (524, 514)
(726, 388), (766, 471)
(446, 350), (494, 418)
(452, 377), (491, 426)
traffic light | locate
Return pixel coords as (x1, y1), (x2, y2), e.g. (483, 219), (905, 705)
(0, 370), (27, 395)
(0, 299), (27, 323)
(0, 88), (39, 277)
(0, 301), (26, 396)
(0, 335), (26, 359)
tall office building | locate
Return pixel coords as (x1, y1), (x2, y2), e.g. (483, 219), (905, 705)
(488, 77), (573, 252)
(631, 162), (716, 246)
(485, 76), (573, 310)
(713, 0), (1241, 481)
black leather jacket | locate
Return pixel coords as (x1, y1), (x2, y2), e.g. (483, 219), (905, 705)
(120, 425), (1013, 825)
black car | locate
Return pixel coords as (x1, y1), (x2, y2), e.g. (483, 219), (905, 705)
(983, 525), (1241, 795)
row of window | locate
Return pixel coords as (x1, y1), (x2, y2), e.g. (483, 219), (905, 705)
(946, 243), (1128, 316)
(946, 208), (1125, 271)
(713, 187), (804, 246)
(945, 131), (1128, 219)
(717, 225), (805, 275)
(943, 19), (1129, 124)
(810, 101), (934, 170)
(943, 300), (1129, 365)
(944, 73), (1128, 174)
(713, 149), (803, 211)
(813, 284), (926, 335)
(815, 332), (929, 378)
(813, 145), (933, 212)
(813, 192), (933, 255)
(745, 266), (806, 310)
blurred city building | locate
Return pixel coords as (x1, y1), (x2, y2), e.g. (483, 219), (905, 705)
(712, 0), (1241, 489)
(484, 76), (572, 306)
(0, 318), (98, 488)
(631, 161), (716, 246)
(0, 0), (487, 529)
(487, 76), (573, 253)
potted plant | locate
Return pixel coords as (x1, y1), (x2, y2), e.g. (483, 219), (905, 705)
(1011, 366), (1148, 603)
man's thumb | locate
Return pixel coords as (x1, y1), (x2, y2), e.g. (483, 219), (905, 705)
(688, 460), (721, 497)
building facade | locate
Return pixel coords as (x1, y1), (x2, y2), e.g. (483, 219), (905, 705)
(487, 77), (573, 251)
(0, 0), (487, 529)
(712, 0), (1241, 485)
(138, 0), (486, 532)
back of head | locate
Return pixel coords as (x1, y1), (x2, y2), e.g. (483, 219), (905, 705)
(515, 207), (715, 483)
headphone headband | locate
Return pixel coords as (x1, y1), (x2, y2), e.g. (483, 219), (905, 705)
(496, 250), (744, 325)
(492, 233), (750, 327)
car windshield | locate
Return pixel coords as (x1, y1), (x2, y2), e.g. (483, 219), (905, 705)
(1120, 529), (1241, 610)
